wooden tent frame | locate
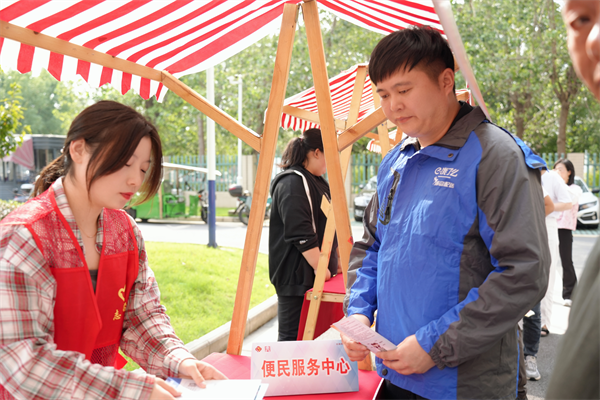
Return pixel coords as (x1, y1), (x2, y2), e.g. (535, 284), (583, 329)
(0, 0), (388, 355)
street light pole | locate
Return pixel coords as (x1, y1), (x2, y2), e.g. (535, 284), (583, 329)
(228, 75), (243, 186)
(207, 66), (217, 248)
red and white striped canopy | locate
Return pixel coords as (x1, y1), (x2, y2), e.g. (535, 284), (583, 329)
(0, 0), (442, 101)
(2, 135), (34, 170)
(281, 64), (375, 132)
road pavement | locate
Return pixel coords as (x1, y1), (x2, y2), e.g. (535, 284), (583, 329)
(135, 218), (367, 254)
(138, 219), (598, 399)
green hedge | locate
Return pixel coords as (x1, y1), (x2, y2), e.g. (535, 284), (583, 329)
(0, 199), (21, 221)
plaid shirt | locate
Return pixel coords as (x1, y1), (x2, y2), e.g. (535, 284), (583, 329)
(0, 178), (194, 400)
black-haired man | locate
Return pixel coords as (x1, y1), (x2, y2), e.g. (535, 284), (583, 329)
(342, 26), (550, 399)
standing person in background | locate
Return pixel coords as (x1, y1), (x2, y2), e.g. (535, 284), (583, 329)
(269, 128), (340, 341)
(554, 159), (582, 307)
(0, 101), (226, 400)
(547, 0), (600, 398)
(520, 187), (555, 391)
(539, 169), (572, 339)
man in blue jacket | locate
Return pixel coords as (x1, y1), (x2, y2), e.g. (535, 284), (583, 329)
(342, 26), (550, 399)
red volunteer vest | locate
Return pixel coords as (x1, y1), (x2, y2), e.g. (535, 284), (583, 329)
(0, 187), (139, 398)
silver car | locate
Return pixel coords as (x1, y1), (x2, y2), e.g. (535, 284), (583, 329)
(353, 176), (377, 222)
(574, 176), (599, 229)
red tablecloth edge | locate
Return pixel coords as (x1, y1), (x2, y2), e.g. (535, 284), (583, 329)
(306, 273), (345, 295)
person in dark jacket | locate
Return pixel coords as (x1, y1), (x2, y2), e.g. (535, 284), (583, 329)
(341, 27), (550, 399)
(269, 128), (340, 341)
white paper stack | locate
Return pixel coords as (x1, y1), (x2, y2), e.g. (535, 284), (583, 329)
(165, 378), (268, 400)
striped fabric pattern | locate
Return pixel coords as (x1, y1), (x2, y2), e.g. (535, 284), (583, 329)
(0, 0), (302, 100)
(281, 64), (375, 132)
(0, 0), (442, 101)
(318, 0), (443, 36)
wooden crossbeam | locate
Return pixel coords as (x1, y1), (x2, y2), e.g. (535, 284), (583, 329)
(0, 20), (261, 152)
(301, 195), (336, 340)
(282, 105), (346, 131)
(337, 107), (387, 151)
(226, 3), (299, 355)
(346, 66), (367, 126)
(162, 73), (261, 152)
(305, 291), (345, 303)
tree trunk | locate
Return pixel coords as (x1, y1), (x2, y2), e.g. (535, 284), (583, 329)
(557, 101), (569, 157)
(510, 92), (526, 139)
(197, 113), (205, 158)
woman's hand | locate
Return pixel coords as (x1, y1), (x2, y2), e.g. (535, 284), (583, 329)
(149, 378), (181, 400)
(177, 359), (228, 388)
(325, 268), (332, 281)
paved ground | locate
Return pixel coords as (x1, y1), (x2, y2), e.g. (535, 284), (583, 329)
(136, 218), (366, 255)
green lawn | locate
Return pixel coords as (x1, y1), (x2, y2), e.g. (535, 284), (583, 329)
(120, 242), (274, 371)
(216, 207), (233, 217)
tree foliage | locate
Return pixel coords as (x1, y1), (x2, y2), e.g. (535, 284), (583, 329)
(454, 0), (599, 154)
(2, 4), (598, 157)
(90, 10), (382, 157)
(0, 69), (86, 137)
(0, 82), (30, 158)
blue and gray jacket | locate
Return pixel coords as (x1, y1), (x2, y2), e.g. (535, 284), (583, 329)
(346, 106), (550, 399)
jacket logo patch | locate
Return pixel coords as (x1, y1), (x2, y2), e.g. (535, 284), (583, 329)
(433, 167), (458, 189)
(299, 240), (307, 245)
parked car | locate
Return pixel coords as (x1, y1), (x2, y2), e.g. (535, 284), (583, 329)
(353, 175), (377, 222)
(574, 176), (599, 229)
(12, 183), (34, 203)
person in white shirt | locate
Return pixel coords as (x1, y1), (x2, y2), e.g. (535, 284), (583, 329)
(540, 169), (573, 334)
(523, 169), (571, 381)
(554, 159), (583, 306)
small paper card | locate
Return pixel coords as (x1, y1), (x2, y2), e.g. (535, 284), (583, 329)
(165, 378), (267, 400)
(332, 317), (397, 353)
(250, 339), (358, 397)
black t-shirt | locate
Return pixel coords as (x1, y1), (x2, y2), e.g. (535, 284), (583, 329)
(268, 166), (339, 296)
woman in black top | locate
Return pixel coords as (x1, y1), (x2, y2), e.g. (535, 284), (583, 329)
(269, 128), (340, 341)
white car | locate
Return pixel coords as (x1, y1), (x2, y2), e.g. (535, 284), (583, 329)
(574, 176), (599, 229)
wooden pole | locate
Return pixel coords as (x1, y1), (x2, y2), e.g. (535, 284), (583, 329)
(301, 65), (365, 340)
(371, 82), (391, 157)
(226, 3), (299, 355)
(0, 21), (162, 82)
(337, 107), (387, 151)
(302, 0), (353, 287)
(161, 73), (261, 152)
(302, 196), (336, 340)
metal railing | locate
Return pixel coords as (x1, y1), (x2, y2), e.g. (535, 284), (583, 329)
(167, 152), (600, 194)
(163, 155), (238, 192)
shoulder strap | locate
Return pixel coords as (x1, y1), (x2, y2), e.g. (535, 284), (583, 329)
(291, 170), (316, 233)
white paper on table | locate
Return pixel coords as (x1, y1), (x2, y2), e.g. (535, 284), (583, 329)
(332, 317), (397, 353)
(165, 378), (267, 400)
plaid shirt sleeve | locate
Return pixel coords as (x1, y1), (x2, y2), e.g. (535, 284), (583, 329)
(0, 224), (156, 400)
(119, 218), (195, 378)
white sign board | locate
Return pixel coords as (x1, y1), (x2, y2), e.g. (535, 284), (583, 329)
(250, 340), (359, 397)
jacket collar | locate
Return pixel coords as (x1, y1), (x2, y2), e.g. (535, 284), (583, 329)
(400, 106), (486, 153)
